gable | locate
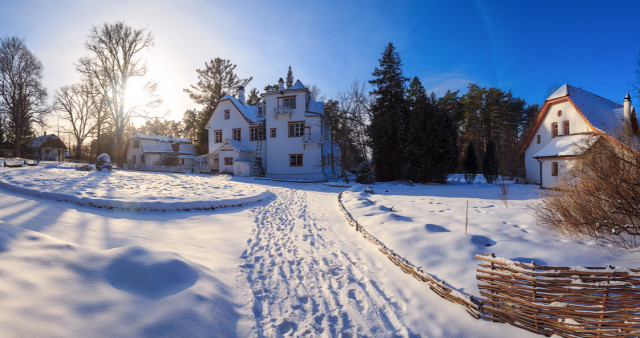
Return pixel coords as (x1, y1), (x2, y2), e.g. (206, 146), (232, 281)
(520, 97), (600, 154)
(206, 95), (258, 128)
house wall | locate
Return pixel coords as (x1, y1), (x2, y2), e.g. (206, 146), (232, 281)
(264, 91), (327, 180)
(525, 100), (591, 184)
(538, 157), (576, 189)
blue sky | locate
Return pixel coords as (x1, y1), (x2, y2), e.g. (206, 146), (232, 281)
(1, 0), (639, 123)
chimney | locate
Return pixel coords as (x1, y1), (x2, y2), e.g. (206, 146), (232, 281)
(624, 92), (631, 120)
(238, 86), (245, 105)
(278, 78), (285, 91)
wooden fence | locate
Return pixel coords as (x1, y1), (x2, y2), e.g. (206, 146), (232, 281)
(337, 192), (483, 318)
(476, 253), (640, 337)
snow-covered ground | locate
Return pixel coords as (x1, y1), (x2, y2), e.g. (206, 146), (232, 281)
(340, 180), (640, 298)
(0, 163), (557, 336)
(0, 162), (269, 211)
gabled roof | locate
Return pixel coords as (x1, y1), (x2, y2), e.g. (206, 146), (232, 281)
(131, 133), (191, 143)
(31, 134), (67, 149)
(520, 84), (623, 154)
(131, 133), (196, 155)
(547, 84), (621, 132)
(211, 138), (252, 155)
(205, 95), (260, 128)
(533, 134), (600, 158)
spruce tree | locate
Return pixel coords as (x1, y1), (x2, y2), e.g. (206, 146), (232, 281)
(406, 77), (429, 182)
(286, 65), (294, 89)
(482, 139), (499, 184)
(463, 142), (478, 184)
(369, 42), (409, 181)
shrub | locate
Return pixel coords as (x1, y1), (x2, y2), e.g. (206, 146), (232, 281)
(482, 140), (499, 184)
(535, 131), (640, 250)
(462, 142), (477, 184)
(355, 160), (375, 184)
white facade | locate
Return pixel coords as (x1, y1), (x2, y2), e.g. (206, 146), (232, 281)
(205, 80), (339, 181)
(521, 84), (633, 188)
(127, 134), (202, 171)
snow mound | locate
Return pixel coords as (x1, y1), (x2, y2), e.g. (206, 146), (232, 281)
(106, 246), (198, 299)
(0, 163), (270, 211)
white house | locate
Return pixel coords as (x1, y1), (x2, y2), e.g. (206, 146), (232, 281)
(204, 78), (339, 181)
(127, 134), (203, 171)
(520, 84), (637, 188)
(30, 133), (67, 161)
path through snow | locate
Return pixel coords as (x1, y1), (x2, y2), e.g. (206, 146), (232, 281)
(239, 186), (409, 336)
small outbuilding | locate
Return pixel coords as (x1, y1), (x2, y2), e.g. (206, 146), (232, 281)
(127, 134), (205, 172)
(30, 134), (67, 161)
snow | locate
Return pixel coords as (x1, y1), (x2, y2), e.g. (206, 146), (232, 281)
(5, 164), (628, 336)
(219, 94), (259, 122)
(131, 133), (191, 144)
(0, 162), (269, 211)
(533, 134), (600, 158)
(340, 180), (640, 297)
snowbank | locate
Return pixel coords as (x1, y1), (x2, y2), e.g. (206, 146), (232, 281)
(0, 162), (270, 211)
(340, 181), (640, 297)
(0, 220), (239, 336)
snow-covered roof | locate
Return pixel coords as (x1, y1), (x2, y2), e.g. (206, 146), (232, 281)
(219, 94), (259, 122)
(132, 134), (196, 155)
(533, 134), (600, 158)
(290, 80), (305, 90)
(31, 134), (67, 149)
(547, 84), (622, 133)
(211, 138), (252, 154)
(131, 133), (191, 143)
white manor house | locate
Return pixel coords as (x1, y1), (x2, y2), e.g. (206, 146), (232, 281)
(204, 78), (340, 181)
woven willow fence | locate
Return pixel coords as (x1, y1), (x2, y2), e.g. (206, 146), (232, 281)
(337, 192), (483, 318)
(476, 253), (640, 337)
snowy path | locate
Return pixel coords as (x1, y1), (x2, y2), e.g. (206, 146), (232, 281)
(239, 186), (409, 336)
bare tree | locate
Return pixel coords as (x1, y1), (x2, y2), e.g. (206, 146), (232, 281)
(54, 83), (97, 160)
(0, 37), (49, 157)
(81, 21), (161, 165)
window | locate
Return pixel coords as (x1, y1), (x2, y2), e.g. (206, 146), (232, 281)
(288, 121), (305, 137)
(289, 154), (303, 167)
(250, 126), (266, 141)
(280, 96), (296, 109)
(257, 105), (264, 117)
(141, 155), (145, 165)
(232, 128), (241, 141)
(563, 121), (570, 136)
(551, 122), (558, 138)
(270, 128), (277, 138)
(181, 158), (185, 165)
(224, 110), (230, 120)
(214, 130), (222, 143)
(551, 162), (559, 176)
(536, 135), (540, 144)
(132, 155), (136, 164)
(133, 139), (140, 148)
(224, 157), (233, 166)
(557, 110), (562, 117)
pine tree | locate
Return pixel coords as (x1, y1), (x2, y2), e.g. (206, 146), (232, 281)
(369, 42), (409, 181)
(246, 88), (261, 106)
(286, 65), (294, 89)
(482, 139), (499, 183)
(463, 142), (478, 184)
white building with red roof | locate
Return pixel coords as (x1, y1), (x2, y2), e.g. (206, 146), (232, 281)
(520, 84), (637, 188)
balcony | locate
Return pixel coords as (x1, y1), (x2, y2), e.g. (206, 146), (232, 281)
(274, 107), (292, 119)
(302, 134), (324, 145)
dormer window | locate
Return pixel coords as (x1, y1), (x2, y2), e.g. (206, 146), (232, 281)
(557, 110), (562, 117)
(224, 110), (230, 120)
(552, 122), (558, 138)
(257, 105), (264, 117)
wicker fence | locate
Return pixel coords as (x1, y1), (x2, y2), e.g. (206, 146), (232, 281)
(476, 253), (640, 337)
(337, 192), (483, 318)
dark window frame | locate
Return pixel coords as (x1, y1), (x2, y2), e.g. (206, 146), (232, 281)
(289, 154), (303, 167)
